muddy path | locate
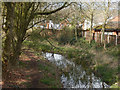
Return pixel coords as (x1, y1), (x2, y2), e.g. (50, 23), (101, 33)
(2, 49), (62, 88)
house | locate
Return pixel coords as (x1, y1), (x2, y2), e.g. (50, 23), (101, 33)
(46, 20), (54, 29)
(93, 15), (120, 45)
(80, 19), (95, 38)
(82, 20), (91, 30)
(45, 19), (71, 30)
(80, 15), (120, 45)
(94, 15), (120, 35)
(60, 19), (71, 28)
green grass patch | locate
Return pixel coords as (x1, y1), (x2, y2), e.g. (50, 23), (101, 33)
(38, 64), (50, 71)
(23, 40), (52, 52)
(96, 64), (117, 85)
(40, 77), (55, 86)
(19, 61), (28, 67)
(110, 83), (120, 88)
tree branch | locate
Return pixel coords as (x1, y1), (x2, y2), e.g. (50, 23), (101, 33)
(34, 2), (67, 16)
(46, 38), (62, 51)
(26, 19), (45, 30)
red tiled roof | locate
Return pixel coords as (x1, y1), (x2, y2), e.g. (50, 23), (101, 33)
(110, 15), (120, 22)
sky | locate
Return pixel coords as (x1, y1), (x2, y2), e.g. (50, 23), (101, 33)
(2, 0), (120, 2)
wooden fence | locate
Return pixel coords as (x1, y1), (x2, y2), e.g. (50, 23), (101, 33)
(82, 31), (120, 45)
(39, 29), (120, 45)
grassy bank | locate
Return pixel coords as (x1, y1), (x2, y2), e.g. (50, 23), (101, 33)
(23, 29), (119, 88)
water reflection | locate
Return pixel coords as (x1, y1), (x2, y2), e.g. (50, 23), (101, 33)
(42, 52), (110, 88)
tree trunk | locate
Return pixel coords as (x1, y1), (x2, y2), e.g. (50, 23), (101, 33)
(2, 3), (15, 80)
(2, 3), (26, 80)
(2, 2), (68, 81)
(10, 38), (23, 66)
(101, 24), (106, 49)
(89, 13), (93, 44)
(75, 28), (78, 40)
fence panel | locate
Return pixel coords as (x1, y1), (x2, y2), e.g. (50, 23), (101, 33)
(109, 35), (116, 45)
(117, 36), (120, 44)
(81, 31), (120, 45)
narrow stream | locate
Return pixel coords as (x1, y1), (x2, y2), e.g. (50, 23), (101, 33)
(42, 52), (110, 88)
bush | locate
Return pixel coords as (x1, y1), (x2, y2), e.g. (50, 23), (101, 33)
(74, 38), (90, 49)
(57, 29), (75, 45)
(28, 29), (47, 42)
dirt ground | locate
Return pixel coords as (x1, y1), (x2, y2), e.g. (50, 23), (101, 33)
(1, 48), (62, 88)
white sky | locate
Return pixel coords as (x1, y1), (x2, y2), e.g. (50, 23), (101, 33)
(2, 0), (120, 2)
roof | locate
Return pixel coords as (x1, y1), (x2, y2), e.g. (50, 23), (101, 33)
(107, 15), (120, 29)
(94, 15), (120, 30)
(109, 15), (120, 22)
(94, 28), (120, 32)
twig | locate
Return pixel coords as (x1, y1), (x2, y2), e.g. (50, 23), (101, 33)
(45, 38), (62, 51)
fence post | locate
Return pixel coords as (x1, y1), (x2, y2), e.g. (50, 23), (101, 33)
(93, 33), (95, 40)
(107, 33), (110, 43)
(116, 33), (118, 45)
(95, 32), (97, 42)
(82, 31), (83, 37)
(101, 32), (102, 43)
(85, 31), (86, 38)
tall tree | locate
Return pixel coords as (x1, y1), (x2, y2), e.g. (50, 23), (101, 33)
(81, 2), (98, 44)
(2, 2), (69, 79)
(100, 0), (111, 49)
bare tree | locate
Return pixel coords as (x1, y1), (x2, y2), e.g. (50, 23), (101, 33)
(2, 2), (70, 80)
(80, 2), (99, 44)
(100, 0), (111, 49)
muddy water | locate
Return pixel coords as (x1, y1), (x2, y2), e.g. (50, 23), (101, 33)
(42, 52), (110, 88)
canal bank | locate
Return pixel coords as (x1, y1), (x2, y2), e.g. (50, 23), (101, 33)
(42, 52), (110, 88)
(23, 35), (119, 88)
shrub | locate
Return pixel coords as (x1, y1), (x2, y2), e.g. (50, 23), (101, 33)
(28, 29), (47, 42)
(57, 29), (74, 45)
(74, 38), (89, 49)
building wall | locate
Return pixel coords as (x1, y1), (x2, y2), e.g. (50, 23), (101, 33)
(118, 32), (120, 36)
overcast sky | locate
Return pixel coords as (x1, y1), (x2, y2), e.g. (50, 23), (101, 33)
(2, 0), (120, 2)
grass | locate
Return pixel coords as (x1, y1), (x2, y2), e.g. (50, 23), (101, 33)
(40, 77), (55, 86)
(20, 81), (31, 88)
(39, 67), (61, 88)
(19, 61), (28, 68)
(96, 64), (117, 85)
(110, 83), (120, 88)
(36, 57), (62, 87)
(40, 77), (61, 88)
(23, 30), (119, 87)
(38, 63), (50, 71)
(17, 45), (62, 88)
